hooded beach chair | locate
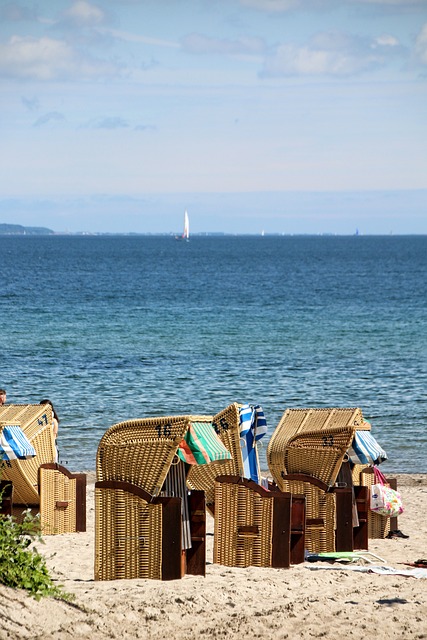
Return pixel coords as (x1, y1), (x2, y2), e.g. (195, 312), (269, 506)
(0, 405), (86, 535)
(267, 408), (368, 553)
(95, 414), (232, 581)
(186, 403), (268, 513)
(187, 404), (305, 565)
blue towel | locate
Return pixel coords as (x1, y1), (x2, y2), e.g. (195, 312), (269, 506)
(0, 425), (36, 460)
(239, 404), (268, 483)
(348, 430), (387, 465)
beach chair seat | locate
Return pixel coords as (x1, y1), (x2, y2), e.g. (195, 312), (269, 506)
(95, 414), (230, 581)
(213, 475), (292, 568)
(0, 405), (86, 534)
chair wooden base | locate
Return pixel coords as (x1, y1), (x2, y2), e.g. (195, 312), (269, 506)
(289, 494), (306, 564)
(95, 480), (206, 581)
(2, 465), (86, 535)
(214, 476), (292, 569)
(334, 485), (369, 552)
(39, 464), (86, 535)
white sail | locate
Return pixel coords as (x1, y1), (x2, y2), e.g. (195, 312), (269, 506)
(183, 210), (189, 240)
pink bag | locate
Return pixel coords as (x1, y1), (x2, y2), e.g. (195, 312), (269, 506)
(370, 467), (404, 518)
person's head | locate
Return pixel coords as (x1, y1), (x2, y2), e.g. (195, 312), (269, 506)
(0, 389), (6, 405)
(40, 398), (59, 422)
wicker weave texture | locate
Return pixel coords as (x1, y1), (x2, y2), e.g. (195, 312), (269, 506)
(285, 426), (356, 486)
(95, 485), (163, 581)
(280, 478), (336, 553)
(267, 408), (361, 488)
(358, 468), (391, 539)
(39, 466), (77, 535)
(186, 403), (244, 507)
(0, 405), (56, 505)
(96, 415), (212, 495)
(214, 480), (274, 568)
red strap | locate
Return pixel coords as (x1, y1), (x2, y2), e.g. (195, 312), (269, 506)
(373, 466), (388, 485)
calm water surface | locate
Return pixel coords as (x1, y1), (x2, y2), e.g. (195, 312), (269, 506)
(1, 235), (426, 473)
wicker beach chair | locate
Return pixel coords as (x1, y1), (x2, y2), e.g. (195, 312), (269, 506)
(95, 414), (229, 581)
(213, 475), (292, 569)
(0, 405), (86, 535)
(267, 408), (361, 553)
(187, 403), (267, 513)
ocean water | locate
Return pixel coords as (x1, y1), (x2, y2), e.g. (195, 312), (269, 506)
(0, 235), (426, 474)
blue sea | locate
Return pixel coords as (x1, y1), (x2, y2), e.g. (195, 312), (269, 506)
(1, 235), (426, 474)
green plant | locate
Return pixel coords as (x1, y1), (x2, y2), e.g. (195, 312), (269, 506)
(0, 506), (72, 601)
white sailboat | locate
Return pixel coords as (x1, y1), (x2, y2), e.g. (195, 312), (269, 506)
(183, 210), (189, 240)
(176, 210), (190, 241)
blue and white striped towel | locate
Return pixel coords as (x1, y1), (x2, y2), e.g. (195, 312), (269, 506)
(348, 430), (387, 466)
(239, 404), (268, 483)
(0, 425), (36, 460)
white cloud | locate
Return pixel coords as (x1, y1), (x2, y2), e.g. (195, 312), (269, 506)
(181, 33), (265, 56)
(0, 35), (121, 81)
(60, 1), (107, 28)
(262, 43), (364, 76)
(260, 30), (403, 77)
(239, 0), (301, 11)
(415, 23), (427, 65)
(372, 34), (400, 48)
(101, 28), (179, 49)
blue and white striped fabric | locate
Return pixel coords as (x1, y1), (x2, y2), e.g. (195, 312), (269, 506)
(239, 404), (268, 484)
(0, 425), (36, 460)
(348, 430), (387, 466)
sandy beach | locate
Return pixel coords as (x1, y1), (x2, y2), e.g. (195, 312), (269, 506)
(1, 473), (426, 640)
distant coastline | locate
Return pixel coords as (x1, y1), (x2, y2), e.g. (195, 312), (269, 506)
(0, 223), (54, 235)
(1, 223), (426, 237)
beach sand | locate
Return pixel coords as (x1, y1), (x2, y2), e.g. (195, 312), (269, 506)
(1, 473), (426, 639)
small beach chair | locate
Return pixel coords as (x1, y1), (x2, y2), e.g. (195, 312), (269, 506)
(352, 466), (400, 539)
(348, 422), (395, 539)
(95, 414), (231, 581)
(267, 408), (363, 553)
(186, 403), (268, 513)
(0, 405), (86, 534)
(213, 475), (292, 568)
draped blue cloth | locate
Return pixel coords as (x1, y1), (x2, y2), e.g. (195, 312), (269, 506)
(348, 430), (387, 465)
(239, 404), (268, 483)
(0, 425), (36, 460)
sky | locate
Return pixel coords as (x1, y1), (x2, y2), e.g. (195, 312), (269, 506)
(0, 0), (426, 235)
